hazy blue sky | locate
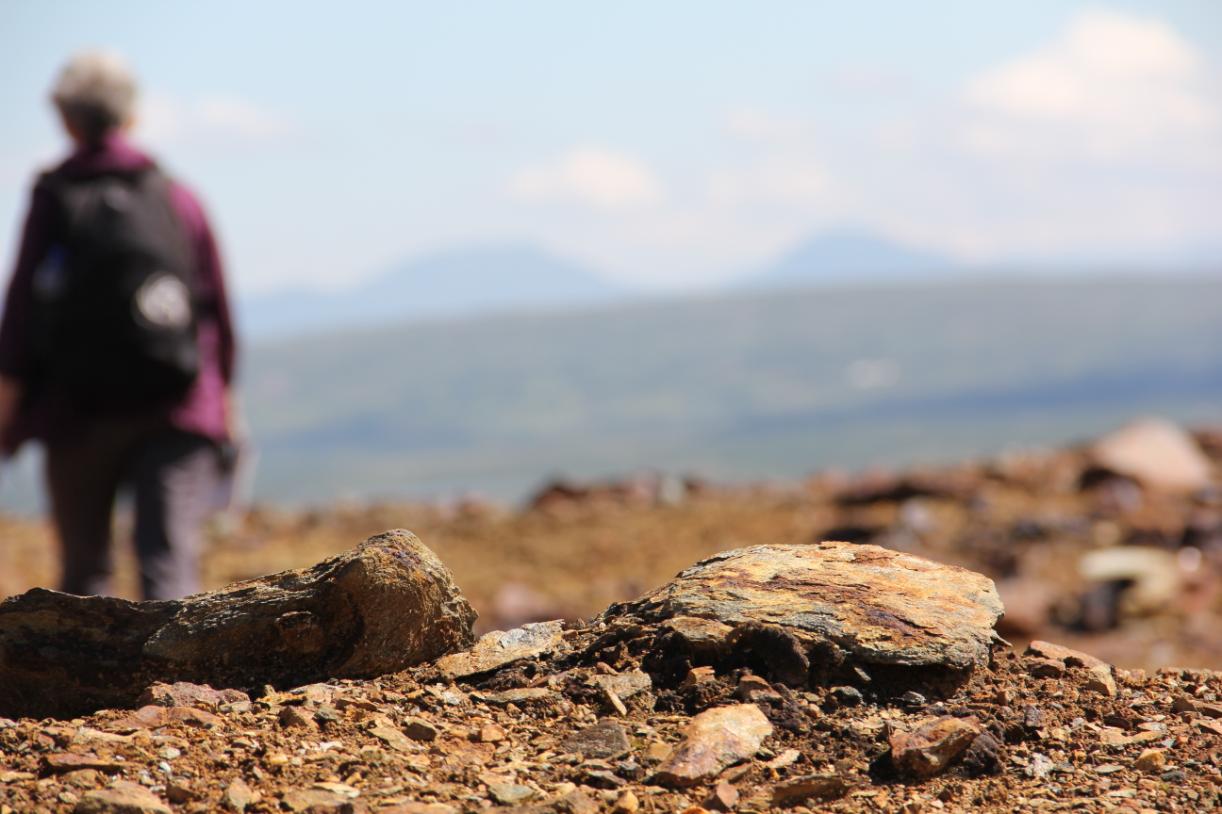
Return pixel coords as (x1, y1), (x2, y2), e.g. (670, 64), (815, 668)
(2, 1), (1220, 295)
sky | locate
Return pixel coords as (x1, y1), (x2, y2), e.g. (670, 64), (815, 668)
(1, 1), (1220, 296)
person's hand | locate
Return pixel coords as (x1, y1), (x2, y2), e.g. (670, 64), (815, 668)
(0, 376), (23, 456)
(222, 387), (245, 443)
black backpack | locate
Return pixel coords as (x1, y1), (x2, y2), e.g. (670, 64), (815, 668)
(31, 166), (200, 410)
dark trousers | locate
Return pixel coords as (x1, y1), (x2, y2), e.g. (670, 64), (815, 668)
(44, 418), (218, 600)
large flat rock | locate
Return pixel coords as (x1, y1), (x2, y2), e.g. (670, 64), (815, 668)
(0, 530), (476, 719)
(611, 542), (1004, 674)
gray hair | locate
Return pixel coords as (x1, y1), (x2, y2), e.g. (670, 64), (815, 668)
(50, 50), (137, 144)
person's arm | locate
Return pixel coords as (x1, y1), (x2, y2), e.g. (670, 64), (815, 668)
(0, 180), (55, 452)
(169, 182), (239, 437)
(197, 213), (237, 390)
(0, 376), (23, 442)
(196, 206), (238, 443)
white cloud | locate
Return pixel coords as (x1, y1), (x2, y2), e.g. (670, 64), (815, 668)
(590, 8), (1222, 282)
(674, 9), (1222, 273)
(508, 147), (663, 210)
(139, 92), (294, 148)
(963, 8), (1220, 165)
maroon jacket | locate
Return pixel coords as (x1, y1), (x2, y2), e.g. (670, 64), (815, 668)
(0, 134), (237, 454)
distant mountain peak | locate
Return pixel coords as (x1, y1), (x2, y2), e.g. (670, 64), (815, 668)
(749, 228), (956, 286)
(241, 242), (623, 339)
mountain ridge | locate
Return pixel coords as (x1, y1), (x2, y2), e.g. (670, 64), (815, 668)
(234, 229), (1222, 338)
(744, 228), (958, 287)
(238, 242), (625, 338)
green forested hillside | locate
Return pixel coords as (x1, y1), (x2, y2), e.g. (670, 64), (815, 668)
(243, 275), (1222, 503)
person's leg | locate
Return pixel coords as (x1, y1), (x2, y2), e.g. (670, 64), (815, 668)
(44, 432), (127, 596)
(128, 431), (219, 600)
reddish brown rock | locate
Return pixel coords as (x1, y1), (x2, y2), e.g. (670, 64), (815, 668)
(610, 543), (1004, 679)
(683, 665), (717, 687)
(377, 805), (457, 814)
(108, 705), (223, 733)
(1026, 640), (1117, 695)
(1026, 658), (1066, 679)
(735, 674), (781, 703)
(592, 670), (652, 700)
(1134, 748), (1167, 773)
(0, 530), (475, 719)
(654, 703), (773, 787)
(1083, 664), (1118, 697)
(889, 716), (982, 778)
(281, 787), (365, 814)
(1025, 640), (1108, 670)
(771, 774), (850, 806)
(1173, 698), (1222, 718)
(402, 716), (440, 741)
(137, 681), (249, 710)
(475, 687), (557, 706)
(223, 777), (258, 813)
(74, 780), (171, 814)
(704, 780), (739, 811)
(517, 790), (599, 814)
(561, 719), (631, 759)
(41, 753), (123, 776)
(368, 723), (413, 752)
(64, 768), (103, 789)
(1100, 727), (1164, 748)
(488, 783), (535, 805)
(278, 706), (316, 729)
(661, 616), (733, 656)
(435, 619), (565, 680)
(611, 790), (639, 814)
(478, 723), (507, 743)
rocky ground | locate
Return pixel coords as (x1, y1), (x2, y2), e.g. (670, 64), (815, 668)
(1, 539), (1220, 813)
(1, 418), (1220, 812)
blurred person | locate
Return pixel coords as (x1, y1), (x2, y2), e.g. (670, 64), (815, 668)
(0, 51), (238, 599)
